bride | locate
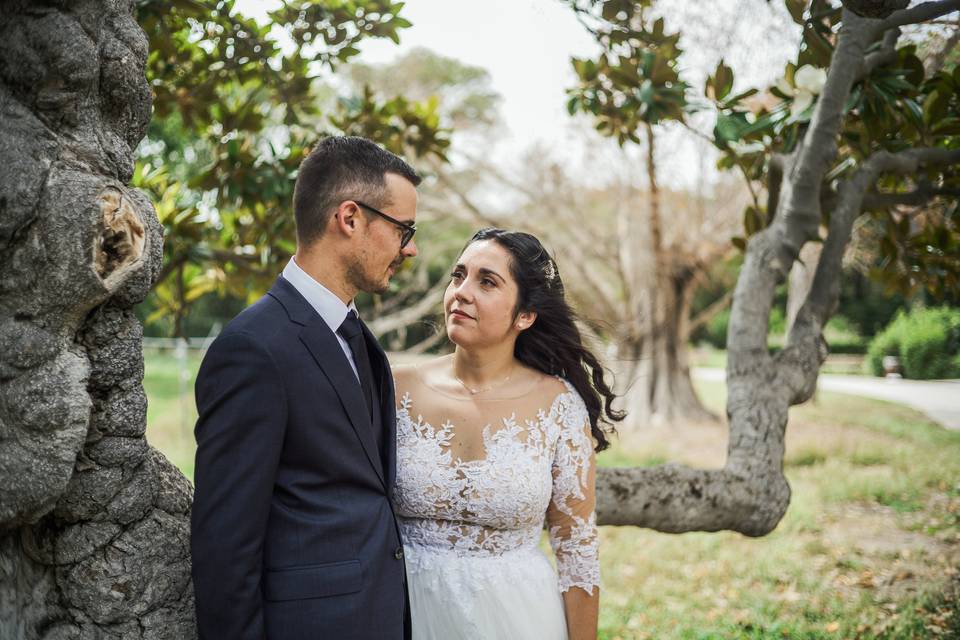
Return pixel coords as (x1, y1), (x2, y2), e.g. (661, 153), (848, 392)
(392, 228), (624, 639)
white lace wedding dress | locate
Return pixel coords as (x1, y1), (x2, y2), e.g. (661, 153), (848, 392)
(393, 376), (599, 640)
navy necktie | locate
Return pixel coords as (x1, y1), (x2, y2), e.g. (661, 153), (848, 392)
(337, 310), (376, 421)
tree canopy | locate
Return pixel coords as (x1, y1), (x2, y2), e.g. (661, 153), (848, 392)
(135, 0), (450, 334)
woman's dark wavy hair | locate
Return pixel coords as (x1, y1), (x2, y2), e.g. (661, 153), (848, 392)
(464, 228), (624, 451)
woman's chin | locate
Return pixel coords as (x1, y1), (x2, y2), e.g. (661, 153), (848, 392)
(445, 325), (472, 347)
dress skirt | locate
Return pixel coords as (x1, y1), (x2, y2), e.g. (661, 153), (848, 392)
(404, 543), (568, 640)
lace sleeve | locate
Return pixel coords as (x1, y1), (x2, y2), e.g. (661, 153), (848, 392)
(547, 387), (599, 595)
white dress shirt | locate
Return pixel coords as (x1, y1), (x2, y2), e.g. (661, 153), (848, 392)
(282, 257), (361, 381)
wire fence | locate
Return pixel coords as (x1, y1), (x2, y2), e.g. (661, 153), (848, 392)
(142, 330), (219, 437)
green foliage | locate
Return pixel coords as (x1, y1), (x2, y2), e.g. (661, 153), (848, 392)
(565, 0), (689, 144)
(135, 0), (451, 335)
(867, 306), (960, 378)
(706, 5), (960, 299)
(700, 308), (730, 349)
(836, 269), (910, 337)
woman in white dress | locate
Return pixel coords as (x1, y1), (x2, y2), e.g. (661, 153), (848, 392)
(392, 228), (624, 639)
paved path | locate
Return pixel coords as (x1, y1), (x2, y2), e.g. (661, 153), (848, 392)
(693, 368), (960, 430)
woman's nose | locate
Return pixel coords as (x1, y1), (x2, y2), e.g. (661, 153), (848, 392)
(454, 282), (473, 302)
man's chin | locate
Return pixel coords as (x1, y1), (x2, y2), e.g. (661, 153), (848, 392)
(371, 275), (392, 294)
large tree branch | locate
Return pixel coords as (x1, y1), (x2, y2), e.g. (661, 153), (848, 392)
(863, 185), (960, 208)
(860, 27), (901, 78)
(877, 0), (960, 31)
(766, 153), (786, 220)
(779, 10), (875, 253)
(726, 11), (873, 359)
(597, 464), (790, 534)
(778, 147), (960, 403)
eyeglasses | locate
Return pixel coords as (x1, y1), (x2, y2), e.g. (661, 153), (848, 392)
(353, 200), (417, 249)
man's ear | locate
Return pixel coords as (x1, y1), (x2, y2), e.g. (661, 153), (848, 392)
(331, 201), (362, 238)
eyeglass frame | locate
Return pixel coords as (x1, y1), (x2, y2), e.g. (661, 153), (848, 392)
(352, 200), (417, 249)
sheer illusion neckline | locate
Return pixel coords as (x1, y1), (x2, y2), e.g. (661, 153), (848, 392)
(412, 363), (556, 402)
(397, 383), (576, 467)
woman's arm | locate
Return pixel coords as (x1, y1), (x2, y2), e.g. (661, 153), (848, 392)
(547, 389), (601, 639)
(563, 586), (600, 640)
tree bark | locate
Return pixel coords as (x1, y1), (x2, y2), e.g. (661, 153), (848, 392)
(786, 242), (823, 335)
(0, 1), (195, 637)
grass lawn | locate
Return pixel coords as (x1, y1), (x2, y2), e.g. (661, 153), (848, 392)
(144, 349), (959, 639)
(691, 347), (870, 376)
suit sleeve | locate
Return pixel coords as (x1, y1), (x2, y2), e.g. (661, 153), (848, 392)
(191, 331), (287, 640)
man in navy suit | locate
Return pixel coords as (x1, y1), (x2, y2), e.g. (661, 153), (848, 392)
(191, 136), (420, 640)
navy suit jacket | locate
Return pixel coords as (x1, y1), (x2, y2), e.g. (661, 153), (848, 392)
(191, 276), (408, 640)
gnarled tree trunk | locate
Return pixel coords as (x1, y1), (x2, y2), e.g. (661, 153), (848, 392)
(0, 1), (195, 637)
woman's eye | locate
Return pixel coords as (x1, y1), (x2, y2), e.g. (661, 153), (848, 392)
(481, 278), (495, 287)
(450, 271), (463, 280)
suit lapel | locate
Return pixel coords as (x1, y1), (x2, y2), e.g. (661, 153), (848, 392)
(269, 276), (386, 489)
(299, 320), (387, 489)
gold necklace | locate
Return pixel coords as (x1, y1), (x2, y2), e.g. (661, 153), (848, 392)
(454, 369), (514, 395)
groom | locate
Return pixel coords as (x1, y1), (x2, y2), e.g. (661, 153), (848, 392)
(191, 136), (420, 640)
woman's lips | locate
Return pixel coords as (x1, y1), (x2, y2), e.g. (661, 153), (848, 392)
(450, 309), (473, 320)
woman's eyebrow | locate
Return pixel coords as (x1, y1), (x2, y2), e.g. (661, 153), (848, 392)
(453, 264), (505, 282)
(478, 267), (504, 282)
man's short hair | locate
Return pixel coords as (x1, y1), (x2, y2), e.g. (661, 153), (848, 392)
(293, 136), (421, 246)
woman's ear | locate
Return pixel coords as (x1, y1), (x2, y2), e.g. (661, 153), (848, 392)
(516, 310), (537, 331)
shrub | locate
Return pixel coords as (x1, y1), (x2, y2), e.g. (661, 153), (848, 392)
(866, 307), (960, 379)
(824, 314), (867, 354)
(700, 308), (730, 349)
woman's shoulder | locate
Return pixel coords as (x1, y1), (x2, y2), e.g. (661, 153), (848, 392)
(520, 367), (572, 397)
(391, 355), (450, 393)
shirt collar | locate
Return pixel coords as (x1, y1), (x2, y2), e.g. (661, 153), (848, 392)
(282, 257), (357, 334)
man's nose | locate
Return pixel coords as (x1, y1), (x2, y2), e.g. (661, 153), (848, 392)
(402, 238), (418, 258)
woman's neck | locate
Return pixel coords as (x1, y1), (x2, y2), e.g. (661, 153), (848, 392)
(451, 344), (517, 388)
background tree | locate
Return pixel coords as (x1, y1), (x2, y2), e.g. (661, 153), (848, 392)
(563, 0), (717, 424)
(135, 0), (451, 337)
(426, 135), (749, 425)
(589, 0), (960, 531)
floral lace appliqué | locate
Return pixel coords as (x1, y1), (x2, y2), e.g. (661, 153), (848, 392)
(393, 379), (599, 596)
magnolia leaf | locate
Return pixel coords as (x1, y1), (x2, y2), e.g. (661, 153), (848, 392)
(712, 60), (734, 101)
(785, 0), (806, 24)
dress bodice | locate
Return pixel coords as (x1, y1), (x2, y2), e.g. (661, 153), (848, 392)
(393, 378), (600, 595)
